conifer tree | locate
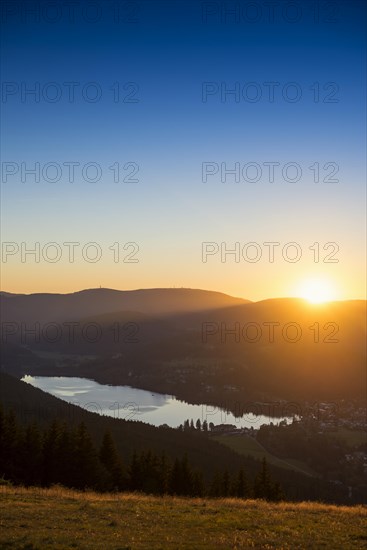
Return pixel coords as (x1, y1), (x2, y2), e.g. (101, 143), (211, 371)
(254, 457), (271, 499)
(56, 423), (76, 488)
(129, 451), (142, 491)
(209, 471), (223, 497)
(22, 423), (42, 486)
(253, 458), (283, 501)
(221, 469), (230, 497)
(269, 481), (284, 502)
(0, 406), (12, 479)
(73, 422), (100, 490)
(139, 450), (160, 494)
(232, 468), (248, 499)
(41, 420), (61, 486)
(99, 431), (125, 490)
(1, 410), (22, 482)
(157, 453), (169, 495)
(180, 454), (194, 495)
(192, 470), (204, 497)
(168, 457), (181, 495)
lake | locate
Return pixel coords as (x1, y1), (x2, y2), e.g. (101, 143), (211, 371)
(21, 375), (293, 429)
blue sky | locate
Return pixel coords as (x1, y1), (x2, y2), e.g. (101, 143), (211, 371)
(1, 0), (366, 299)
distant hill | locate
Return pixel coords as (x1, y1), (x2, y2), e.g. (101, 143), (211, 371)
(0, 287), (249, 324)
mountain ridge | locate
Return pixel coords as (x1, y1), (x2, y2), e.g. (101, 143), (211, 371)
(0, 287), (250, 323)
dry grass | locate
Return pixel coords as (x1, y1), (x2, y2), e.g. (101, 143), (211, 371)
(0, 486), (366, 549)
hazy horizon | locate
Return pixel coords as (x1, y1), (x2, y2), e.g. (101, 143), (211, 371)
(1, 284), (366, 303)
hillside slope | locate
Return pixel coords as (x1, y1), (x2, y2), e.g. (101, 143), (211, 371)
(1, 486), (366, 549)
(0, 373), (351, 503)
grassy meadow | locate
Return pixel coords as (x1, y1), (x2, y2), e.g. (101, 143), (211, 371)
(0, 486), (366, 549)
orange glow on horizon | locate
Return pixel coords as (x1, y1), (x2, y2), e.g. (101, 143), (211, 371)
(293, 277), (339, 304)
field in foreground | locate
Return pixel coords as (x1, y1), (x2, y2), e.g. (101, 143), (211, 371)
(0, 487), (366, 550)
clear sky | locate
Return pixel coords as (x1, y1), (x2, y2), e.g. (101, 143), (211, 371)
(1, 0), (366, 301)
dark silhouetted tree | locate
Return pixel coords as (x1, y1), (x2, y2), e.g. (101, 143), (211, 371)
(22, 423), (42, 486)
(99, 431), (125, 490)
(254, 458), (283, 501)
(42, 420), (62, 486)
(157, 453), (169, 495)
(192, 471), (204, 497)
(73, 422), (101, 490)
(168, 454), (194, 496)
(231, 468), (249, 498)
(129, 451), (142, 491)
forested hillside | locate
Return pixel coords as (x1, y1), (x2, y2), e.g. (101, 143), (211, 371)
(0, 373), (355, 503)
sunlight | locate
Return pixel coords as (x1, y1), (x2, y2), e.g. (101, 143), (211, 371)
(295, 277), (338, 304)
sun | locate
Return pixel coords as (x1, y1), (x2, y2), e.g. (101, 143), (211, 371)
(295, 277), (337, 304)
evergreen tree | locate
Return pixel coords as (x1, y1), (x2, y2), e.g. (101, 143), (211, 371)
(253, 458), (283, 501)
(157, 453), (169, 495)
(168, 457), (182, 495)
(231, 468), (248, 499)
(192, 470), (204, 497)
(73, 422), (100, 490)
(41, 420), (61, 486)
(0, 405), (5, 470)
(209, 471), (223, 497)
(56, 423), (77, 488)
(269, 481), (284, 502)
(139, 450), (161, 494)
(22, 423), (42, 486)
(168, 455), (194, 495)
(180, 454), (194, 495)
(222, 470), (230, 497)
(99, 431), (125, 490)
(210, 470), (231, 497)
(254, 457), (271, 499)
(2, 409), (23, 482)
(129, 451), (142, 491)
(0, 407), (14, 480)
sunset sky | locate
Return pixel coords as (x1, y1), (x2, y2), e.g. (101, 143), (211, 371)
(1, 0), (366, 301)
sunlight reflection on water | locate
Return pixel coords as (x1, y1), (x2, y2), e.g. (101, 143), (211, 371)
(21, 375), (294, 429)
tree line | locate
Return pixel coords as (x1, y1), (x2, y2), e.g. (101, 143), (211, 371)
(0, 405), (283, 500)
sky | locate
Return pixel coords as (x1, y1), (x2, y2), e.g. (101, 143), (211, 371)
(1, 0), (366, 301)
